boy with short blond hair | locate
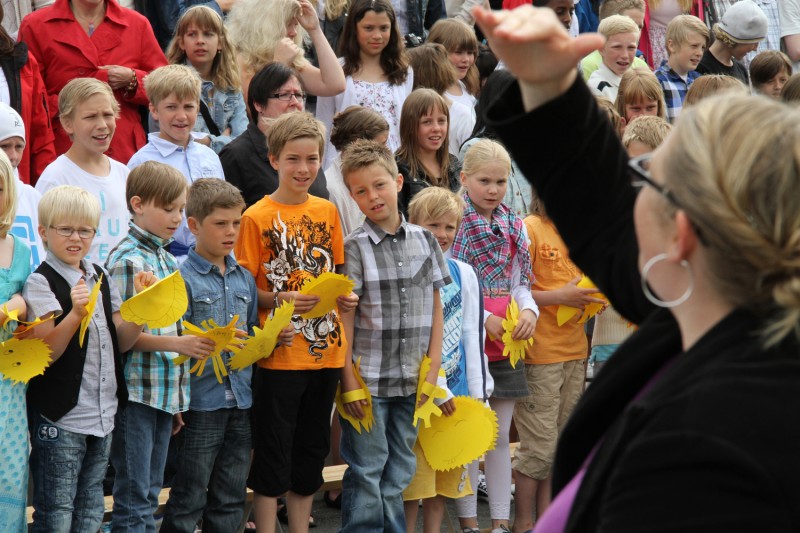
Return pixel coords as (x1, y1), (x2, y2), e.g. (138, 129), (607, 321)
(24, 185), (145, 532)
(588, 15), (641, 102)
(655, 15), (709, 122)
(128, 64), (225, 261)
(161, 179), (291, 533)
(234, 111), (355, 530)
(404, 186), (491, 533)
(105, 161), (216, 532)
(339, 139), (451, 532)
(35, 78), (130, 263)
(582, 0), (648, 81)
(622, 115), (673, 156)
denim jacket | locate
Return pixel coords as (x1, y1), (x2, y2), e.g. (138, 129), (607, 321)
(180, 247), (259, 410)
(196, 80), (248, 154)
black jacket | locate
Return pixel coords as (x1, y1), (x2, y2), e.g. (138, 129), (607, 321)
(488, 77), (800, 532)
(220, 122), (329, 208)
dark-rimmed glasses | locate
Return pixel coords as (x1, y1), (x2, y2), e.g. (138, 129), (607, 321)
(269, 92), (307, 102)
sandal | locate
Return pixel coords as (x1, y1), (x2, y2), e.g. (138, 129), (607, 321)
(324, 490), (342, 509)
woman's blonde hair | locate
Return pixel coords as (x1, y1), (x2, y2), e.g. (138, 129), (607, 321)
(0, 150), (15, 236)
(396, 89), (451, 186)
(615, 68), (667, 120)
(226, 0), (309, 76)
(665, 95), (800, 346)
(461, 138), (511, 182)
(683, 74), (746, 107)
(167, 6), (241, 91)
(427, 19), (480, 96)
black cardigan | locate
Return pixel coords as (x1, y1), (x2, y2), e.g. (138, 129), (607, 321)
(488, 77), (800, 532)
(220, 122), (329, 208)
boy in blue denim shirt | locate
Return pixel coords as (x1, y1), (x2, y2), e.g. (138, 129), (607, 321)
(160, 179), (292, 532)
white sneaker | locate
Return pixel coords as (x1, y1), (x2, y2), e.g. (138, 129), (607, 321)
(491, 525), (511, 533)
(477, 472), (488, 501)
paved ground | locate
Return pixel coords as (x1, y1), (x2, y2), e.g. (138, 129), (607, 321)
(295, 491), (516, 532)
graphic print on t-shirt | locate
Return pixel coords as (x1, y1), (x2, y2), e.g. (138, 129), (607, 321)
(261, 212), (343, 361)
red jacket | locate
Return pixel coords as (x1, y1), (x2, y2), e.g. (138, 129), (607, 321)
(0, 45), (57, 184)
(18, 0), (167, 165)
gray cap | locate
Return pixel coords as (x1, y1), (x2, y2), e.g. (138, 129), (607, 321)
(718, 0), (768, 44)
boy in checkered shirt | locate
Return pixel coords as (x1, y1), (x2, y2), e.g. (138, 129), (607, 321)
(655, 15), (709, 123)
(338, 140), (452, 532)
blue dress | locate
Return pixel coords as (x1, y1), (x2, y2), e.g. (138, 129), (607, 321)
(0, 235), (31, 532)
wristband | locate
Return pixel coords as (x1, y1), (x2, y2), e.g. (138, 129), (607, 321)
(273, 292), (281, 309)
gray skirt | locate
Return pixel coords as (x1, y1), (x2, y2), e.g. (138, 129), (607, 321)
(489, 359), (528, 399)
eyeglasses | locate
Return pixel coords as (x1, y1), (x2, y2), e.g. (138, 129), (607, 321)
(50, 226), (97, 239)
(628, 153), (710, 246)
(269, 92), (307, 102)
(628, 153), (680, 207)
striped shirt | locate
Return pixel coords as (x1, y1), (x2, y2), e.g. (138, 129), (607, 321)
(105, 222), (189, 414)
(343, 218), (451, 397)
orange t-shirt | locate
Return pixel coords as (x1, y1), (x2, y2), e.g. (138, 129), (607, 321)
(524, 215), (588, 365)
(235, 195), (346, 370)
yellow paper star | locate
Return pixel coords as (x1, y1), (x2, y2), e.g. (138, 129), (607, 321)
(501, 299), (533, 368)
(413, 356), (448, 428)
(120, 271), (189, 329)
(173, 316), (240, 383)
(298, 272), (355, 319)
(0, 337), (52, 385)
(334, 357), (374, 433)
(1, 304), (58, 336)
(79, 275), (103, 347)
(228, 300), (296, 371)
(556, 276), (607, 326)
(418, 396), (499, 471)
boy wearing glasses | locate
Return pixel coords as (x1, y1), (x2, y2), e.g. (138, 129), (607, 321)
(35, 78), (130, 264)
(23, 185), (147, 532)
(128, 64), (225, 262)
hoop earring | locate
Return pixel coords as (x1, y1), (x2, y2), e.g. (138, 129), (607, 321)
(640, 253), (694, 308)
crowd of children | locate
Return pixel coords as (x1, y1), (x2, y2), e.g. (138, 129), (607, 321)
(0, 0), (796, 531)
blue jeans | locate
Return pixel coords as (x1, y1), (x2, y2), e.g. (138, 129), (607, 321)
(160, 408), (251, 533)
(28, 410), (112, 533)
(339, 395), (418, 533)
(110, 402), (173, 533)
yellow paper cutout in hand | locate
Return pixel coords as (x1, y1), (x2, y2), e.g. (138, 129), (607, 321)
(120, 271), (188, 329)
(556, 276), (606, 326)
(79, 275), (103, 348)
(173, 316), (240, 384)
(0, 337), (52, 385)
(228, 300), (295, 371)
(1, 304), (58, 336)
(334, 357), (374, 433)
(413, 356), (448, 428)
(501, 299), (533, 369)
(418, 396), (499, 471)
(298, 272), (355, 319)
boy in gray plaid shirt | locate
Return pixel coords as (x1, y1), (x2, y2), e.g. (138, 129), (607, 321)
(338, 140), (452, 533)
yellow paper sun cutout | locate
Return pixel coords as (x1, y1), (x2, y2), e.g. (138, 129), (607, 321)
(501, 299), (533, 368)
(418, 396), (499, 471)
(79, 275), (103, 348)
(335, 357), (374, 433)
(228, 300), (296, 371)
(120, 271), (189, 329)
(0, 337), (52, 385)
(298, 272), (355, 319)
(556, 276), (606, 326)
(413, 356), (448, 429)
(1, 304), (57, 336)
(173, 316), (241, 384)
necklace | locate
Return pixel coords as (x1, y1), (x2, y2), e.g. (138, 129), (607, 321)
(71, 3), (105, 36)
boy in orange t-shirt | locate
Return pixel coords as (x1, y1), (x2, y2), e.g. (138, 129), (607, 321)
(512, 199), (606, 533)
(234, 112), (357, 529)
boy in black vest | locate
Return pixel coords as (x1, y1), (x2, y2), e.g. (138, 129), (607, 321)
(23, 185), (147, 533)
